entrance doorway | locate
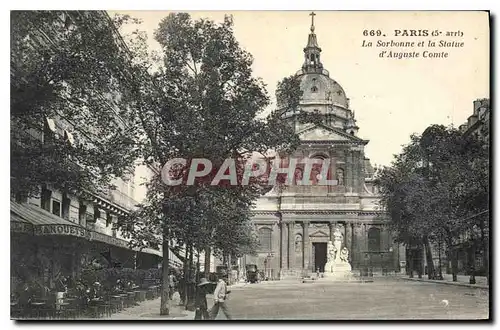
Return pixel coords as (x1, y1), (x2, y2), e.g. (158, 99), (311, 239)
(312, 242), (327, 272)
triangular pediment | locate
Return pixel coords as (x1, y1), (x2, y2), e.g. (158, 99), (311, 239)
(310, 230), (329, 237)
(298, 124), (366, 143)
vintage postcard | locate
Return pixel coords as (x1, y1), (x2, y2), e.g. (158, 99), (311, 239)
(10, 10), (490, 320)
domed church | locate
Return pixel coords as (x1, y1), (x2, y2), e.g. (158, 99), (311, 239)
(241, 13), (406, 280)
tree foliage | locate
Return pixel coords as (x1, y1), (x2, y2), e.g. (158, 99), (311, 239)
(112, 12), (313, 313)
(376, 124), (489, 277)
(118, 12), (308, 253)
(11, 11), (140, 198)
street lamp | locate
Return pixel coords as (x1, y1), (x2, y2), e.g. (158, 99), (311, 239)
(264, 251), (274, 280)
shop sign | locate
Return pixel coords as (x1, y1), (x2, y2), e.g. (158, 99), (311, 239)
(11, 221), (33, 234)
(91, 231), (130, 249)
(35, 224), (91, 239)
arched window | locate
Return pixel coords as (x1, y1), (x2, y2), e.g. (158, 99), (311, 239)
(293, 167), (304, 185)
(309, 154), (328, 185)
(295, 234), (303, 252)
(258, 227), (272, 251)
(311, 86), (318, 93)
(368, 227), (381, 252)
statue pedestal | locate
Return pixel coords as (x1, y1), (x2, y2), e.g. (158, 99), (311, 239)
(322, 261), (355, 281)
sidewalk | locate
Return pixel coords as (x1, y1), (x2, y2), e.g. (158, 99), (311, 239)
(106, 283), (246, 320)
(106, 293), (194, 320)
(401, 274), (489, 289)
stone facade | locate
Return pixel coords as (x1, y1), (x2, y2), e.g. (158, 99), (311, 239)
(242, 14), (404, 279)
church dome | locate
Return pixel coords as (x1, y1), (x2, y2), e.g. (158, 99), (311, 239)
(295, 12), (349, 110)
(298, 72), (348, 108)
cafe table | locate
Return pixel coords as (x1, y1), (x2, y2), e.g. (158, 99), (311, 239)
(111, 295), (124, 311)
(30, 302), (46, 318)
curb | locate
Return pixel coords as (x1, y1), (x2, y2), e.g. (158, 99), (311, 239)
(401, 277), (488, 289)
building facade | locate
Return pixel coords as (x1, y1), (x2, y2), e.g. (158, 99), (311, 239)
(10, 11), (182, 293)
(459, 98), (490, 142)
(453, 98), (490, 276)
(242, 15), (404, 279)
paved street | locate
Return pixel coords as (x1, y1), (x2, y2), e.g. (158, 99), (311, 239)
(221, 278), (489, 320)
(106, 277), (489, 320)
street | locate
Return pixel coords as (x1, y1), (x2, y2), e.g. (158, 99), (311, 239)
(218, 278), (489, 320)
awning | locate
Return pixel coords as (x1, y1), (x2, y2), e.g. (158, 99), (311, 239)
(11, 201), (90, 239)
(91, 231), (162, 257)
(11, 201), (163, 257)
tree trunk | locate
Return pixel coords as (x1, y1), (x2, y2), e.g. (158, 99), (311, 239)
(480, 218), (488, 280)
(444, 238), (457, 281)
(204, 245), (211, 277)
(407, 249), (414, 278)
(469, 244), (476, 284)
(186, 244), (195, 310)
(422, 236), (436, 280)
(227, 254), (232, 284)
(160, 231), (170, 315)
(451, 248), (458, 282)
(417, 249), (422, 279)
(182, 246), (189, 305)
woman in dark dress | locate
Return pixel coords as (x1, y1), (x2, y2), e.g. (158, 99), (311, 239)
(194, 278), (212, 320)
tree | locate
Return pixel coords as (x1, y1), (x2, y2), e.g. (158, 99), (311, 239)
(116, 13), (313, 315)
(11, 11), (139, 199)
(376, 124), (489, 280)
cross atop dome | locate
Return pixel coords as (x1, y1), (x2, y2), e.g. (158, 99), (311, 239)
(310, 12), (316, 32)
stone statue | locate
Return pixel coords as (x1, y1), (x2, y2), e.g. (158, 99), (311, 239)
(336, 168), (344, 186)
(324, 241), (336, 273)
(333, 226), (343, 262)
(340, 247), (349, 263)
(295, 234), (302, 252)
(322, 228), (353, 281)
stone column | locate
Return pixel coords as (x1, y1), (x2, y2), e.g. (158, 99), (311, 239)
(345, 222), (352, 256)
(280, 223), (287, 270)
(287, 222), (295, 269)
(302, 221), (310, 271)
(353, 150), (361, 193)
(329, 222), (336, 241)
(362, 224), (368, 251)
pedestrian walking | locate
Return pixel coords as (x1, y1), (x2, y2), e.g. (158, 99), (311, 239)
(168, 272), (177, 300)
(208, 272), (232, 320)
(194, 278), (211, 320)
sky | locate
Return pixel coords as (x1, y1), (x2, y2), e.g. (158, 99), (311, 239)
(110, 10), (489, 168)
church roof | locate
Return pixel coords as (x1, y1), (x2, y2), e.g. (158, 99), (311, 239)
(299, 73), (348, 109)
(297, 123), (368, 145)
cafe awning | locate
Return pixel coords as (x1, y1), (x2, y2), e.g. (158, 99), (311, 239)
(11, 201), (90, 239)
(11, 201), (163, 257)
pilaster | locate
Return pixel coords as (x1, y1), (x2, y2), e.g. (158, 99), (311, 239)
(302, 221), (310, 270)
(287, 221), (295, 269)
(329, 222), (336, 241)
(280, 222), (287, 270)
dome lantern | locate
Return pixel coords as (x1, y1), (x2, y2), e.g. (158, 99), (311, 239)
(302, 12), (324, 73)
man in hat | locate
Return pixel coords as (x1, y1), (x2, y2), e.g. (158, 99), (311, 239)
(209, 271), (232, 320)
(194, 278), (211, 320)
